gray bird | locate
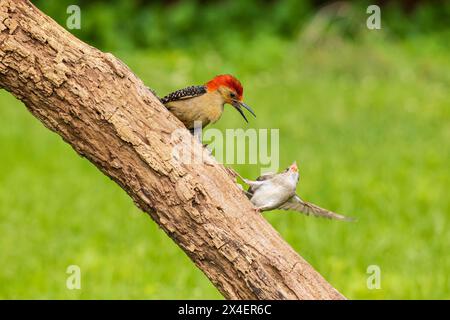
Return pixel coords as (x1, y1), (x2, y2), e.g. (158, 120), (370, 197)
(239, 162), (354, 221)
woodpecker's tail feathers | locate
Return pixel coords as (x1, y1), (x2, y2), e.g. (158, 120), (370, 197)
(146, 87), (159, 99)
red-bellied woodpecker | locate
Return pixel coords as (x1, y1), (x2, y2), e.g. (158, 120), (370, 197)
(161, 74), (255, 133)
(238, 162), (355, 221)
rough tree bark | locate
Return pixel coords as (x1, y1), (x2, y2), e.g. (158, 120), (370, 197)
(0, 0), (345, 300)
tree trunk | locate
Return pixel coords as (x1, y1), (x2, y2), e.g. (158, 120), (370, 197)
(0, 0), (345, 300)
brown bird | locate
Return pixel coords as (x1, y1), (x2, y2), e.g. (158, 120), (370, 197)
(239, 162), (354, 221)
(161, 74), (255, 133)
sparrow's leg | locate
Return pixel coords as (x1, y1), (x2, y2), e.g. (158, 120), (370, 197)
(255, 205), (273, 212)
(147, 87), (158, 98)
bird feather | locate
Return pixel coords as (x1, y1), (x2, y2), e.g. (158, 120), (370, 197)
(279, 195), (354, 221)
(160, 85), (207, 104)
(246, 173), (277, 197)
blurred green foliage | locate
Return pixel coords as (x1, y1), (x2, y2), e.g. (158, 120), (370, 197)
(0, 0), (449, 299)
(34, 0), (450, 51)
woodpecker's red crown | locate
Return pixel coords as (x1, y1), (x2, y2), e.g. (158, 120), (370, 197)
(206, 74), (243, 100)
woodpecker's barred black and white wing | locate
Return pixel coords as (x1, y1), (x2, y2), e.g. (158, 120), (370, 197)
(279, 195), (355, 221)
(160, 85), (207, 104)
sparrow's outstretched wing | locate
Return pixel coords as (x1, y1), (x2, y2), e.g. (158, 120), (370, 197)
(161, 85), (207, 104)
(279, 195), (355, 221)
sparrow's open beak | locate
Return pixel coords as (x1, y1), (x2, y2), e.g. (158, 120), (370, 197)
(290, 162), (298, 172)
(231, 100), (256, 123)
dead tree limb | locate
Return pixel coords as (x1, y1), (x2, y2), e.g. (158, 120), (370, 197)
(0, 0), (345, 300)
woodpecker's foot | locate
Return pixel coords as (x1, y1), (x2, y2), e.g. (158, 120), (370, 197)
(203, 144), (212, 155)
(254, 207), (262, 214)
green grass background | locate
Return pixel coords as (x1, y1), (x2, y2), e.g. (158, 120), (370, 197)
(0, 22), (449, 299)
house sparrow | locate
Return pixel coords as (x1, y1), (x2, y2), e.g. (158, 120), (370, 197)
(238, 162), (354, 221)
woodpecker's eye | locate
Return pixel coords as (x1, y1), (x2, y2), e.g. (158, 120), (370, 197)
(230, 92), (236, 99)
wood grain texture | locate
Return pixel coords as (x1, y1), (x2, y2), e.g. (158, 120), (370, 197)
(0, 0), (345, 300)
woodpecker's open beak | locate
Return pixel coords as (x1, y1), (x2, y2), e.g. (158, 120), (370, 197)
(231, 100), (256, 123)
